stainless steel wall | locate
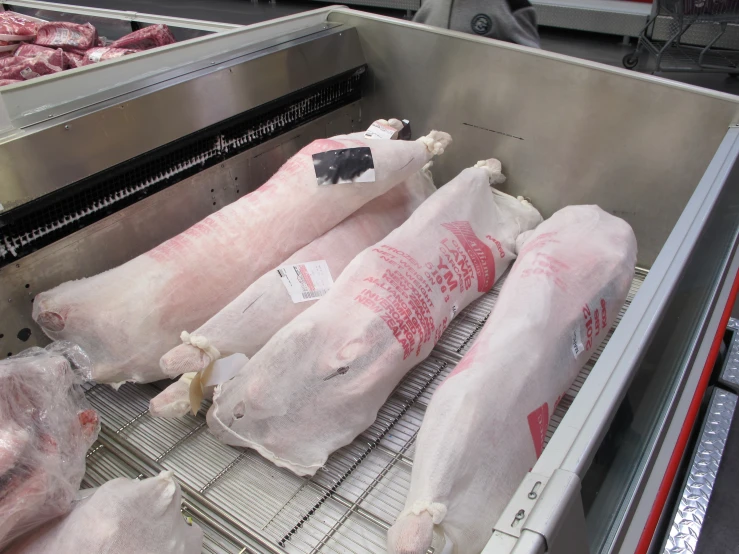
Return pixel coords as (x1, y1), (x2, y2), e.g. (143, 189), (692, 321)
(330, 11), (739, 267)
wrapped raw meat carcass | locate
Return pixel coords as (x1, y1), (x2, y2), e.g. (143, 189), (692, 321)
(33, 125), (452, 385)
(0, 78), (21, 86)
(6, 471), (202, 553)
(81, 46), (138, 65)
(14, 44), (67, 69)
(387, 205), (637, 554)
(0, 344), (100, 550)
(65, 51), (84, 68)
(154, 166), (436, 417)
(110, 24), (175, 50)
(0, 12), (41, 42)
(34, 22), (96, 51)
(207, 159), (543, 476)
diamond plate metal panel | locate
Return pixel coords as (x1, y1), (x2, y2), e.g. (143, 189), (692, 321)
(663, 389), (738, 554)
(719, 318), (739, 392)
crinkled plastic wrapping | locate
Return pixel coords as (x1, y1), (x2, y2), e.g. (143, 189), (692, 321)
(207, 159), (543, 476)
(6, 471), (202, 553)
(387, 206), (637, 554)
(32, 124), (451, 385)
(0, 343), (99, 550)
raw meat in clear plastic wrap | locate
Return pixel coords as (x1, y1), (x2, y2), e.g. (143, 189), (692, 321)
(154, 167), (436, 417)
(6, 471), (202, 554)
(14, 44), (67, 69)
(0, 54), (62, 80)
(81, 46), (138, 64)
(0, 343), (100, 550)
(110, 24), (175, 50)
(0, 12), (42, 42)
(207, 159), (543, 476)
(387, 205), (637, 554)
(0, 78), (20, 86)
(34, 22), (96, 51)
(33, 126), (452, 385)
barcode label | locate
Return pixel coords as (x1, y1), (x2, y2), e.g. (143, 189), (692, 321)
(277, 260), (334, 304)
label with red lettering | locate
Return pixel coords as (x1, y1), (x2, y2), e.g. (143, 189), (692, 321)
(277, 260), (334, 303)
(442, 222), (496, 292)
(527, 402), (549, 458)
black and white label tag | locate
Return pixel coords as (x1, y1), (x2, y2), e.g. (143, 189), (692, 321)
(313, 147), (375, 186)
(277, 260), (334, 303)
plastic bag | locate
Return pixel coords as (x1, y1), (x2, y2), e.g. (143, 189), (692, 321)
(6, 471), (202, 553)
(387, 205), (637, 554)
(207, 159), (542, 476)
(154, 166), (436, 417)
(0, 12), (41, 42)
(14, 44), (67, 69)
(33, 124), (451, 385)
(110, 24), (175, 50)
(0, 343), (100, 550)
(34, 22), (96, 51)
(81, 46), (138, 64)
(0, 54), (62, 81)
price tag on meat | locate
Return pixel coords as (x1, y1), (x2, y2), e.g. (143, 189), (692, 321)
(277, 260), (334, 303)
(313, 147), (375, 186)
(364, 121), (399, 140)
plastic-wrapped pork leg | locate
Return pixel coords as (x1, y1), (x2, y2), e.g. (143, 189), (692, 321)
(6, 471), (202, 554)
(387, 205), (637, 554)
(207, 159), (543, 476)
(153, 168), (436, 417)
(159, 166), (436, 376)
(32, 126), (451, 385)
(0, 346), (100, 550)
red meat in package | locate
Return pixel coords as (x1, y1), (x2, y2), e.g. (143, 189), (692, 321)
(0, 79), (21, 87)
(0, 12), (42, 42)
(15, 44), (67, 69)
(82, 46), (138, 65)
(34, 22), (96, 51)
(0, 56), (61, 81)
(110, 24), (175, 50)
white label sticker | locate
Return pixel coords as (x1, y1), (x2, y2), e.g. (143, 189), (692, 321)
(19, 67), (39, 80)
(364, 121), (398, 140)
(571, 324), (584, 358)
(277, 260), (334, 303)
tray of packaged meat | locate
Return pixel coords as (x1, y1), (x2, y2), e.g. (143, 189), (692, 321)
(81, 268), (647, 554)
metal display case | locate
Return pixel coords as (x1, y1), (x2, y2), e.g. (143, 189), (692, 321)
(1, 5), (739, 554)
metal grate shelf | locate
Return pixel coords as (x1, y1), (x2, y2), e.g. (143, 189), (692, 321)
(84, 268), (647, 553)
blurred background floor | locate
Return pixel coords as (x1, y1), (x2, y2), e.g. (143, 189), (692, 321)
(46, 0), (739, 95)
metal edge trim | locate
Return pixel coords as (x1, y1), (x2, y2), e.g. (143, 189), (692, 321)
(325, 7), (739, 106)
(719, 318), (739, 391)
(662, 388), (738, 554)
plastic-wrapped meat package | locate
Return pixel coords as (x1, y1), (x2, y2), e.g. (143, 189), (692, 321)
(0, 12), (41, 42)
(65, 51), (84, 68)
(34, 22), (96, 51)
(0, 344), (100, 550)
(153, 167), (436, 417)
(33, 126), (452, 385)
(6, 471), (202, 554)
(14, 44), (67, 69)
(0, 78), (20, 86)
(81, 46), (138, 65)
(207, 159), (543, 476)
(0, 56), (62, 80)
(110, 24), (175, 50)
(387, 205), (637, 554)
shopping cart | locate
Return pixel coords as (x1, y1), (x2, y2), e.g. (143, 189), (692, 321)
(623, 0), (739, 73)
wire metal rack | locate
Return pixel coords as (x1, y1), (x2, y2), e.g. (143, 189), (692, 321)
(82, 268), (648, 554)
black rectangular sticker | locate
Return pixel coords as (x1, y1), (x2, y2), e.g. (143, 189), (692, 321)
(313, 147), (375, 186)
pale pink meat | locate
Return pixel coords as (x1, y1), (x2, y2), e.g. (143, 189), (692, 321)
(0, 12), (40, 41)
(0, 349), (100, 550)
(109, 24), (175, 50)
(81, 46), (138, 64)
(34, 22), (96, 51)
(33, 127), (451, 384)
(207, 159), (542, 476)
(387, 206), (637, 554)
(14, 44), (67, 69)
